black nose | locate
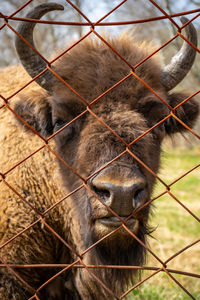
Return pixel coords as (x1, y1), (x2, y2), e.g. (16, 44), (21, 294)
(90, 176), (147, 216)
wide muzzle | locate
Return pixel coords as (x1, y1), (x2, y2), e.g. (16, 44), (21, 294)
(89, 164), (147, 217)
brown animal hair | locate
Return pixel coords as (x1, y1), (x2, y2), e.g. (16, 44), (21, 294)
(0, 3), (199, 300)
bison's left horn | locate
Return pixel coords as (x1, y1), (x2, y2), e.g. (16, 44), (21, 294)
(15, 3), (64, 92)
(161, 17), (197, 91)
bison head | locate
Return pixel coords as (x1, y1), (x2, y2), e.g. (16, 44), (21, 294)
(14, 2), (199, 296)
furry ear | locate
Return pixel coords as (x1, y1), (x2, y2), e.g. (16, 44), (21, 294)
(165, 93), (199, 135)
(14, 89), (53, 137)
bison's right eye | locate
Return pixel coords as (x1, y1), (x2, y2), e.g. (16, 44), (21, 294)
(54, 119), (67, 131)
(53, 118), (75, 142)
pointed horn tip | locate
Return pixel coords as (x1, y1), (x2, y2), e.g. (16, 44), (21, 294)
(180, 16), (196, 35)
(179, 16), (197, 46)
(25, 3), (65, 17)
(46, 3), (65, 11)
(33, 3), (65, 12)
(180, 16), (189, 25)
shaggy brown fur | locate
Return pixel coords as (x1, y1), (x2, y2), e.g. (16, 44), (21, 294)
(0, 36), (199, 299)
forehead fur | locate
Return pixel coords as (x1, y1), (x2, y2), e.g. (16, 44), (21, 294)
(54, 33), (163, 101)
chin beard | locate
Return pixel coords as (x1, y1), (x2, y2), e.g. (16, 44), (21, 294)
(92, 221), (149, 266)
(87, 221), (152, 296)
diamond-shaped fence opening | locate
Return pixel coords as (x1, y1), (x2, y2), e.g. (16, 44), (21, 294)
(0, 1), (199, 299)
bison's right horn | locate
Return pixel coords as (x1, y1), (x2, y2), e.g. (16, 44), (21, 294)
(161, 17), (198, 91)
(15, 3), (64, 92)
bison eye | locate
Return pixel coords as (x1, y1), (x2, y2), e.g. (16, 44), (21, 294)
(150, 119), (165, 138)
(153, 119), (165, 129)
(53, 119), (75, 141)
(54, 119), (66, 130)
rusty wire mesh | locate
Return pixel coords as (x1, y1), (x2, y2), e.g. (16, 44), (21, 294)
(0, 0), (199, 299)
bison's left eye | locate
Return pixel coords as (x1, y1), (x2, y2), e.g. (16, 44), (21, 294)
(152, 118), (165, 129)
(150, 118), (166, 139)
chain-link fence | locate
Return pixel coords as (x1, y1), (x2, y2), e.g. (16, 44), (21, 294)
(0, 1), (199, 299)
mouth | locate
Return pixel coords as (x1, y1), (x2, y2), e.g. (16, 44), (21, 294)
(98, 216), (137, 227)
(95, 216), (139, 234)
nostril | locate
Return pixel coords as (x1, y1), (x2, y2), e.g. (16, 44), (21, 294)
(134, 188), (144, 200)
(92, 186), (111, 202)
(133, 185), (147, 207)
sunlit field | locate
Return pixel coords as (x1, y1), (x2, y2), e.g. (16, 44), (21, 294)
(128, 147), (200, 300)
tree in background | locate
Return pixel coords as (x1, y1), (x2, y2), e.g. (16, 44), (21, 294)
(0, 0), (199, 68)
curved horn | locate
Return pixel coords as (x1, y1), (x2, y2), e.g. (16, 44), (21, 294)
(15, 3), (64, 92)
(161, 17), (198, 91)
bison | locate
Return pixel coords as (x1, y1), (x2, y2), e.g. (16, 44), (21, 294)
(0, 3), (199, 300)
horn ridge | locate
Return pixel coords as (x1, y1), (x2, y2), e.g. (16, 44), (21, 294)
(161, 17), (198, 91)
(15, 3), (64, 92)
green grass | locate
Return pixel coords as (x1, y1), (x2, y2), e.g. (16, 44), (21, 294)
(127, 284), (200, 300)
(127, 147), (200, 300)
